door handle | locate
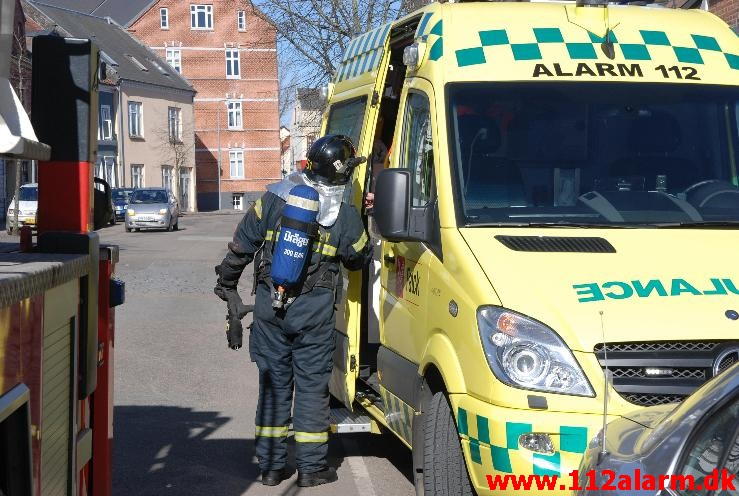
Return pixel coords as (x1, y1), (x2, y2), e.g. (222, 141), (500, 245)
(383, 254), (396, 265)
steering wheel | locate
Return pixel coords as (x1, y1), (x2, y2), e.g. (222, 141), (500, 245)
(683, 180), (739, 208)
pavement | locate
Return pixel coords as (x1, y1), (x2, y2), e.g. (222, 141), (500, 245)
(27, 214), (415, 496)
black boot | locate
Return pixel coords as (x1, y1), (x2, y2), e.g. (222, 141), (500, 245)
(297, 467), (338, 487)
(261, 469), (287, 486)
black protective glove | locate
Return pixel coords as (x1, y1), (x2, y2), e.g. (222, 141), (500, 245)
(214, 266), (253, 350)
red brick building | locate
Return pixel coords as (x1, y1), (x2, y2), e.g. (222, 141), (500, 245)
(121, 1), (280, 210)
(26, 0), (280, 210)
(709, 0), (739, 28)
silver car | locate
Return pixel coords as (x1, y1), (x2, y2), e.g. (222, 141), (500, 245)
(578, 363), (739, 496)
(125, 188), (180, 232)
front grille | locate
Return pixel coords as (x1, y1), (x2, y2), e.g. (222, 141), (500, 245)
(622, 393), (684, 407)
(595, 340), (739, 407)
(610, 367), (706, 380)
(594, 342), (721, 353)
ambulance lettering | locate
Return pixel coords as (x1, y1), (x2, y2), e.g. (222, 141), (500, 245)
(406, 267), (421, 297)
(573, 278), (739, 303)
(533, 62), (645, 78)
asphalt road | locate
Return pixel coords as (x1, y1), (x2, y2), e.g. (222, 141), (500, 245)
(88, 213), (415, 496)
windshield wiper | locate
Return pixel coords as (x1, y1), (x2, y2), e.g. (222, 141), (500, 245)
(652, 221), (739, 228)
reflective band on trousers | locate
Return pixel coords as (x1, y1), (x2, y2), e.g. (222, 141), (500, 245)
(255, 425), (289, 438)
(294, 431), (329, 443)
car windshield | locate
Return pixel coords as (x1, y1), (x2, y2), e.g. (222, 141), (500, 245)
(129, 190), (168, 204)
(113, 189), (133, 201)
(18, 186), (38, 201)
(448, 83), (739, 227)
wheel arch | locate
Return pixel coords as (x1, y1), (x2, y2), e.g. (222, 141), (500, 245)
(418, 332), (466, 396)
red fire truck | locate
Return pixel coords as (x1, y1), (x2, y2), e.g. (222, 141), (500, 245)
(0, 0), (121, 494)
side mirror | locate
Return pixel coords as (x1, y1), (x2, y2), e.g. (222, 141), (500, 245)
(374, 169), (410, 241)
(374, 168), (438, 248)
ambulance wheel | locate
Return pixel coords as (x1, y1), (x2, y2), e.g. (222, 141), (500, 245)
(415, 391), (473, 496)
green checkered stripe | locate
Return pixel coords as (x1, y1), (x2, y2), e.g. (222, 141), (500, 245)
(457, 407), (588, 477)
(336, 21), (393, 83)
(417, 12), (444, 62)
(455, 28), (739, 70)
(381, 386), (414, 444)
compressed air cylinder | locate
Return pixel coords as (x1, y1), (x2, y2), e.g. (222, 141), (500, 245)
(270, 185), (320, 289)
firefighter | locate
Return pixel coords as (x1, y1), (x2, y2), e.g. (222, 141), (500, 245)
(214, 135), (372, 487)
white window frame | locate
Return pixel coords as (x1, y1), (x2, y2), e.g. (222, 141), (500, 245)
(227, 100), (242, 130)
(232, 193), (243, 210)
(165, 48), (181, 73)
(237, 10), (246, 31)
(229, 150), (244, 179)
(99, 104), (112, 140)
(128, 101), (143, 138)
(225, 48), (240, 79)
(131, 164), (144, 188)
(160, 8), (169, 29)
(190, 4), (213, 30)
(161, 165), (173, 191)
(168, 107), (182, 142)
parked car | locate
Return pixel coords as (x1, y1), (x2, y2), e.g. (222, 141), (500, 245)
(577, 362), (739, 496)
(112, 187), (134, 221)
(6, 183), (38, 234)
(93, 177), (115, 229)
(125, 188), (179, 232)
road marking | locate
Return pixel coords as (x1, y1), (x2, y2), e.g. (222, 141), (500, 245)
(177, 235), (232, 242)
(341, 437), (378, 496)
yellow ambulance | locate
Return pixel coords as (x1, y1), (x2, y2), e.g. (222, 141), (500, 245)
(323, 1), (739, 494)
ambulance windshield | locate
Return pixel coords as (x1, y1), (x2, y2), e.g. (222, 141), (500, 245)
(448, 82), (739, 226)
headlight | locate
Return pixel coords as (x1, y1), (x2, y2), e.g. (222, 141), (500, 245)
(477, 307), (594, 397)
(158, 208), (167, 215)
(127, 209), (135, 216)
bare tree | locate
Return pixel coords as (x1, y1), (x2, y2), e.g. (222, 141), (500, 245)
(253, 0), (404, 118)
(156, 115), (195, 208)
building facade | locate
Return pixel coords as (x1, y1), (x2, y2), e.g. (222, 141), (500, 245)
(289, 88), (322, 173)
(126, 1), (281, 210)
(25, 1), (198, 211)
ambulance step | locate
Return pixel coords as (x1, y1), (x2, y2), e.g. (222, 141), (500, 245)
(329, 408), (373, 434)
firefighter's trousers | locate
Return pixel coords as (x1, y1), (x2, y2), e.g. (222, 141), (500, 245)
(249, 282), (336, 473)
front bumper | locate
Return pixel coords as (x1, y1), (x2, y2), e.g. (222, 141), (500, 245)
(450, 393), (618, 495)
(126, 216), (168, 229)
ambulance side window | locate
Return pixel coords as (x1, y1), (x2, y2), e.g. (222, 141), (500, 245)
(399, 92), (434, 207)
(325, 97), (368, 150)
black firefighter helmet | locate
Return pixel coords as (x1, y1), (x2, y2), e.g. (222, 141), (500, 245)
(305, 134), (365, 185)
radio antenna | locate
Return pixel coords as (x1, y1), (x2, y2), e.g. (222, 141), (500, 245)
(598, 310), (610, 464)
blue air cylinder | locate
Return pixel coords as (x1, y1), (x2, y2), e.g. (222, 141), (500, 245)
(271, 185), (320, 290)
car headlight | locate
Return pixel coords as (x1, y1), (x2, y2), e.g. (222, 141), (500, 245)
(158, 209), (167, 215)
(477, 307), (594, 397)
(127, 209), (135, 216)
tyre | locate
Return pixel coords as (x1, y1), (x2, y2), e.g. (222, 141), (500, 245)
(125, 227), (132, 232)
(414, 391), (474, 496)
(167, 219), (174, 232)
